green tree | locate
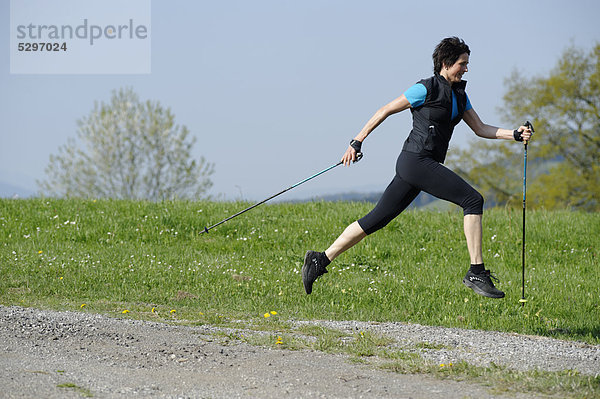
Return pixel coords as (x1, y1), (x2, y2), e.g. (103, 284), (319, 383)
(39, 88), (214, 200)
(446, 140), (522, 207)
(449, 43), (600, 210)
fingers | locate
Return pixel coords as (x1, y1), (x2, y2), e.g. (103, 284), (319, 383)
(519, 125), (533, 142)
(341, 146), (356, 166)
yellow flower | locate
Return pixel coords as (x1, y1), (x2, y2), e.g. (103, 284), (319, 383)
(38, 250), (43, 254)
(122, 309), (129, 314)
(198, 312), (204, 315)
(151, 307), (156, 313)
(263, 313), (270, 318)
(170, 309), (176, 314)
(270, 311), (277, 315)
(80, 304), (86, 308)
(59, 277), (63, 280)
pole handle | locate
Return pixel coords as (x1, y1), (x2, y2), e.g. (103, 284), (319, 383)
(523, 121), (535, 145)
(524, 121), (535, 132)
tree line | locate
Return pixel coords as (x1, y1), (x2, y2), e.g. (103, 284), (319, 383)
(39, 44), (599, 210)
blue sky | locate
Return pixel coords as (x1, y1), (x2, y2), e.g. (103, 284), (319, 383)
(1, 0), (598, 200)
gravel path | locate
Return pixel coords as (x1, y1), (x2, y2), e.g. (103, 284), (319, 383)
(1, 305), (598, 398)
(297, 320), (600, 376)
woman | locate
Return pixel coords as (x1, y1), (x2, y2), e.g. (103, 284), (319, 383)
(302, 37), (532, 298)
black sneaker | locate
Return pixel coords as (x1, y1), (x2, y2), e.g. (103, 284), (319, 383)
(302, 251), (328, 294)
(463, 269), (505, 298)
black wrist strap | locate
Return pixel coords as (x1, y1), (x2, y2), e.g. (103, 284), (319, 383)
(513, 129), (523, 142)
(350, 139), (362, 152)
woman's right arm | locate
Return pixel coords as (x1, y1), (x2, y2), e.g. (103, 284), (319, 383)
(342, 94), (412, 166)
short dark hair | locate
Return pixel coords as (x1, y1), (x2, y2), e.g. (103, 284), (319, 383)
(432, 37), (470, 74)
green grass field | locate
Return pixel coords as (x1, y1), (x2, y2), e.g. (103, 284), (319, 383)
(1, 198), (598, 344)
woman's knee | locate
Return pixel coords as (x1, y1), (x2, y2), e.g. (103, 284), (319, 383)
(358, 213), (394, 235)
(462, 190), (484, 215)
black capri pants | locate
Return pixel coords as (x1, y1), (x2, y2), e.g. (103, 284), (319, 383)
(358, 151), (484, 235)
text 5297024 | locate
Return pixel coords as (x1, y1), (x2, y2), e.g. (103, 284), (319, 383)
(18, 42), (67, 52)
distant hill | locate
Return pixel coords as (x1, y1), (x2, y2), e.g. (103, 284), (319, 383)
(0, 181), (35, 198)
(292, 190), (449, 210)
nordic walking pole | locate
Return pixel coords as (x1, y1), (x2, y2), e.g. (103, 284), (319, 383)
(520, 121), (534, 306)
(200, 152), (363, 234)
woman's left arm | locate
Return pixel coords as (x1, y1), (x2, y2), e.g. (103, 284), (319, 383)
(463, 108), (532, 141)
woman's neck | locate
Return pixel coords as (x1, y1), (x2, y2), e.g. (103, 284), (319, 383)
(439, 71), (453, 86)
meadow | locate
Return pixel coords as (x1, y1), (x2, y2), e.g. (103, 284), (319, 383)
(1, 198), (598, 344)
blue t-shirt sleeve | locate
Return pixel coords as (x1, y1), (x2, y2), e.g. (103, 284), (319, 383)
(465, 93), (472, 111)
(403, 83), (427, 107)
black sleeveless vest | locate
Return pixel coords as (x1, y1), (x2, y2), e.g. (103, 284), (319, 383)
(402, 74), (468, 163)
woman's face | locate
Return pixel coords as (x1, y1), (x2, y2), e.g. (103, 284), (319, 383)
(442, 52), (469, 84)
